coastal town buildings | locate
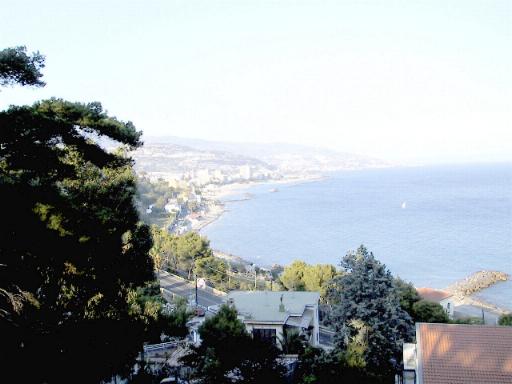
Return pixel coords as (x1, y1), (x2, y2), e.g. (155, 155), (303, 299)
(226, 291), (321, 348)
(164, 200), (182, 214)
(400, 323), (512, 384)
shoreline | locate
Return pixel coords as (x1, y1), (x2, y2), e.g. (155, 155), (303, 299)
(192, 174), (326, 233)
(445, 271), (510, 316)
(208, 174), (326, 201)
(188, 177), (511, 317)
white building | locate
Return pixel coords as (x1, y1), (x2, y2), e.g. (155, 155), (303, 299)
(164, 200), (181, 214)
(416, 287), (455, 318)
(213, 169), (226, 183)
(239, 165), (252, 180)
(195, 169), (211, 185)
(227, 291), (320, 348)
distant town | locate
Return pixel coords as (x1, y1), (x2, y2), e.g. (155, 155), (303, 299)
(132, 137), (390, 235)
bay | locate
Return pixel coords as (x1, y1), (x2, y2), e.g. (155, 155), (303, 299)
(202, 163), (512, 309)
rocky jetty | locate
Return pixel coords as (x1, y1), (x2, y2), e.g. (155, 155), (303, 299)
(445, 270), (509, 299)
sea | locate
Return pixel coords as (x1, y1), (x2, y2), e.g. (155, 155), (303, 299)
(201, 163), (512, 310)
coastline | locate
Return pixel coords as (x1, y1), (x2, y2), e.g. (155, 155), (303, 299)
(207, 174), (326, 201)
(192, 174), (326, 233)
(188, 173), (511, 317)
(445, 271), (510, 317)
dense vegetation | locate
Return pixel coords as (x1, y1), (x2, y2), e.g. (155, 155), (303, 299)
(136, 175), (182, 227)
(182, 246), (419, 383)
(498, 314), (512, 326)
(0, 46), (179, 383)
(0, 45), (45, 87)
(182, 305), (286, 383)
(150, 227), (214, 278)
(150, 227), (263, 291)
(2, 45), (497, 384)
(279, 260), (338, 299)
(325, 246), (414, 377)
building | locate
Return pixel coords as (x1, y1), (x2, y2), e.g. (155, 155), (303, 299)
(164, 200), (181, 214)
(417, 288), (454, 318)
(194, 169), (211, 185)
(400, 323), (512, 384)
(239, 165), (252, 180)
(227, 291), (320, 348)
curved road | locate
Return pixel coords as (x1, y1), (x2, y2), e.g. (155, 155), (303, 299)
(158, 271), (226, 308)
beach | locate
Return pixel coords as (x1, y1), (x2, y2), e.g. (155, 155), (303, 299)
(191, 174), (325, 232)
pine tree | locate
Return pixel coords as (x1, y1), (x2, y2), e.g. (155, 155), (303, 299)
(326, 245), (413, 376)
(0, 98), (156, 383)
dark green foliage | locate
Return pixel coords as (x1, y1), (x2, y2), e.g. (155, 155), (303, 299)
(411, 300), (449, 323)
(280, 260), (307, 290)
(450, 317), (484, 325)
(278, 327), (307, 354)
(161, 302), (192, 338)
(326, 245), (414, 376)
(394, 279), (449, 324)
(498, 314), (512, 326)
(292, 347), (385, 384)
(150, 229), (213, 278)
(182, 305), (285, 383)
(195, 256), (228, 287)
(127, 282), (191, 343)
(394, 277), (421, 315)
(0, 98), (157, 382)
(174, 232), (213, 278)
(0, 46), (45, 87)
(149, 225), (176, 270)
(280, 260), (338, 298)
(136, 176), (180, 227)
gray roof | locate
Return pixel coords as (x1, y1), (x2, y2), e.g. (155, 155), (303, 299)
(227, 291), (320, 323)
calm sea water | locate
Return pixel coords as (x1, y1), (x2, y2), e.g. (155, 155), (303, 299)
(202, 164), (512, 309)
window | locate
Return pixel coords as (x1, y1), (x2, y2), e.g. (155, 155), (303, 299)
(252, 328), (277, 345)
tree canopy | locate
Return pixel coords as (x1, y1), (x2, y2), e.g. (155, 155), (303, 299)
(326, 245), (413, 377)
(0, 97), (157, 382)
(280, 260), (337, 298)
(0, 46), (45, 87)
(498, 314), (512, 326)
(393, 277), (421, 315)
(411, 300), (449, 323)
(150, 228), (213, 278)
(182, 305), (285, 383)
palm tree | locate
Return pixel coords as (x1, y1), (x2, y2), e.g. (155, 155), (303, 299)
(278, 327), (307, 354)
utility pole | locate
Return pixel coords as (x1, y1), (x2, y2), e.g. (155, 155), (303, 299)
(254, 271), (257, 290)
(195, 273), (198, 307)
(228, 263), (231, 290)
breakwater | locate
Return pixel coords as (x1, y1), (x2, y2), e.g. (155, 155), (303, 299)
(445, 270), (509, 299)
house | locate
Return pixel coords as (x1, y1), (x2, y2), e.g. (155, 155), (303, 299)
(400, 323), (512, 384)
(417, 288), (454, 318)
(226, 291), (320, 348)
(164, 201), (181, 214)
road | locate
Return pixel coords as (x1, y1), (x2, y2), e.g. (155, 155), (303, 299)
(158, 271), (226, 308)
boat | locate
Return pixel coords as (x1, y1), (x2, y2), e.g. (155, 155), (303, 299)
(269, 188), (278, 193)
(401, 201), (407, 209)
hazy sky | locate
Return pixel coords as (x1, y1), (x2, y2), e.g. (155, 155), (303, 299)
(1, 0), (511, 163)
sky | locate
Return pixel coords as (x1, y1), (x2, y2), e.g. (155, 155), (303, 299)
(1, 0), (511, 164)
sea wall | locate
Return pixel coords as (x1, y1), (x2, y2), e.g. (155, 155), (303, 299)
(445, 270), (509, 299)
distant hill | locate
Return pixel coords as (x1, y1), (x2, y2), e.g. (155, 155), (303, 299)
(132, 141), (270, 175)
(142, 135), (390, 173)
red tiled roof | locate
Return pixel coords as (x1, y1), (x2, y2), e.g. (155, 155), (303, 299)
(417, 287), (452, 302)
(417, 323), (512, 384)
